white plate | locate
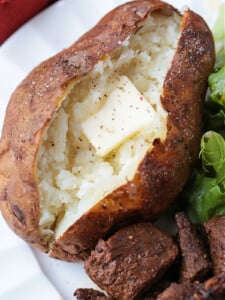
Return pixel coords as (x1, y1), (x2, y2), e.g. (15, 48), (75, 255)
(0, 1), (222, 299)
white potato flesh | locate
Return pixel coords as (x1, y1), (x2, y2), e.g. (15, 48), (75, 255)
(36, 11), (181, 240)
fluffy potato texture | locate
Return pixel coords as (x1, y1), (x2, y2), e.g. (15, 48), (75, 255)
(0, 0), (214, 261)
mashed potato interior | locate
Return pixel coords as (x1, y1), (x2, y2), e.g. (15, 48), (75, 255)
(36, 12), (181, 240)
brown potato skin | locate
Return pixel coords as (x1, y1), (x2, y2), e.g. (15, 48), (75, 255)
(0, 0), (215, 261)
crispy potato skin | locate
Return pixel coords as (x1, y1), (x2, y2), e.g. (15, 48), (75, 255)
(0, 0), (215, 261)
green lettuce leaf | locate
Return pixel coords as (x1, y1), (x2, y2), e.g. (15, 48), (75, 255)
(200, 131), (225, 181)
(214, 51), (225, 71)
(204, 109), (225, 132)
(187, 132), (225, 222)
(208, 66), (225, 106)
(188, 173), (225, 223)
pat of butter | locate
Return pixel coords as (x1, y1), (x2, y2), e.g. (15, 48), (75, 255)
(81, 76), (154, 157)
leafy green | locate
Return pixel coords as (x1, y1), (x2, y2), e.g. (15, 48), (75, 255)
(200, 131), (225, 180)
(208, 66), (225, 106)
(214, 51), (225, 71)
(204, 9), (225, 132)
(204, 108), (225, 132)
(187, 132), (225, 222)
(188, 173), (225, 223)
(207, 4), (225, 108)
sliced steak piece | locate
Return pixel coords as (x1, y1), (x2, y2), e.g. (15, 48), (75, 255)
(74, 288), (110, 300)
(175, 212), (211, 282)
(204, 214), (225, 275)
(84, 223), (178, 300)
(157, 281), (199, 300)
(157, 272), (225, 300)
(142, 260), (180, 300)
(142, 277), (174, 300)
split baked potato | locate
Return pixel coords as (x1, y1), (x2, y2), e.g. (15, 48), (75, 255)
(0, 0), (214, 261)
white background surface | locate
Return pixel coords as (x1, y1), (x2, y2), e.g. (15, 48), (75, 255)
(0, 1), (223, 299)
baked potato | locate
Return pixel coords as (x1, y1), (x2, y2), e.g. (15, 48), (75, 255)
(0, 0), (214, 262)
